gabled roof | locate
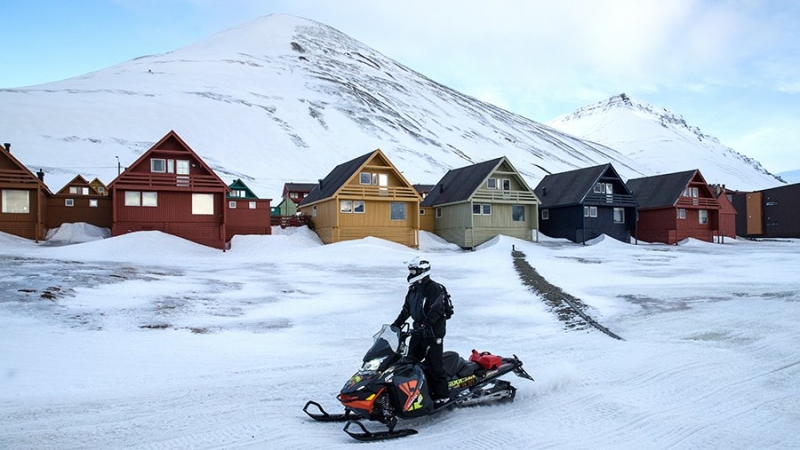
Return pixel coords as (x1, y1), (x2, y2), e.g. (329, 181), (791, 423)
(55, 174), (101, 196)
(626, 170), (703, 209)
(534, 163), (627, 207)
(299, 149), (410, 207)
(421, 157), (536, 207)
(228, 179), (258, 198)
(108, 130), (228, 191)
(283, 182), (318, 193)
(0, 144), (53, 195)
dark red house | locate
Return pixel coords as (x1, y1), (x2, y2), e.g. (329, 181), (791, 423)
(627, 170), (721, 244)
(108, 131), (230, 250)
(226, 179), (272, 238)
(1, 142), (52, 241)
(48, 174), (112, 230)
(711, 184), (736, 240)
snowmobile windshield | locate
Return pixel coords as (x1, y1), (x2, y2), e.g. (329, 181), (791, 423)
(359, 325), (400, 372)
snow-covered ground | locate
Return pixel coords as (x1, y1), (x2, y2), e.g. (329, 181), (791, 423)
(1, 225), (798, 449)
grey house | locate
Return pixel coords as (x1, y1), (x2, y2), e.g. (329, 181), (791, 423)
(421, 156), (540, 249)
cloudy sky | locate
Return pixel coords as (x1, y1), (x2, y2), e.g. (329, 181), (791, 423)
(1, 0), (798, 173)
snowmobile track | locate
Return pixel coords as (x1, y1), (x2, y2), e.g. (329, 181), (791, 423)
(512, 248), (624, 340)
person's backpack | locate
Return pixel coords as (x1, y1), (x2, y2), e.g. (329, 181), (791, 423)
(439, 283), (454, 319)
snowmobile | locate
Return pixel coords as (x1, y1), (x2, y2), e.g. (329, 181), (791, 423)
(303, 324), (534, 441)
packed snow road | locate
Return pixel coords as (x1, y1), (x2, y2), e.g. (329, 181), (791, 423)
(1, 229), (798, 449)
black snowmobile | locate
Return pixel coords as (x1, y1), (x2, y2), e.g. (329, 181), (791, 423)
(303, 324), (534, 441)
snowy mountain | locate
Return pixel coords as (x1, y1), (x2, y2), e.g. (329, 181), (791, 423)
(777, 169), (800, 184)
(547, 94), (784, 191)
(0, 14), (645, 199)
(0, 15), (780, 197)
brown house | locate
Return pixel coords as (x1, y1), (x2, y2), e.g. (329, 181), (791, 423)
(48, 174), (112, 230)
(627, 169), (721, 244)
(108, 131), (230, 250)
(226, 178), (272, 238)
(0, 142), (52, 241)
(89, 177), (110, 196)
(297, 149), (421, 248)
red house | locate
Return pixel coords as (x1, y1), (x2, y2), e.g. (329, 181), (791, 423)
(627, 170), (721, 244)
(48, 175), (112, 230)
(1, 143), (52, 241)
(108, 131), (230, 250)
(711, 184), (737, 240)
(226, 179), (272, 238)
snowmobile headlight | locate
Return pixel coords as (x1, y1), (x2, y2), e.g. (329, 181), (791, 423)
(361, 356), (387, 372)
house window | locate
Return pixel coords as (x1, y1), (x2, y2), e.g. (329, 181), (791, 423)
(512, 205), (525, 221)
(167, 159), (174, 173)
(699, 209), (708, 224)
(312, 205), (317, 217)
(249, 201), (256, 209)
(683, 187), (699, 197)
(176, 160), (190, 175)
(125, 191), (141, 206)
(584, 206), (597, 217)
(677, 208), (686, 219)
(97, 186), (105, 194)
(391, 202), (406, 220)
(419, 208), (425, 215)
(232, 190), (246, 198)
(229, 201), (237, 209)
(354, 200), (365, 213)
(69, 186), (79, 194)
(65, 199), (74, 207)
(2, 189), (30, 213)
(594, 183), (613, 194)
(502, 179), (511, 191)
(142, 192), (158, 207)
(436, 207), (442, 218)
(340, 200), (353, 213)
(360, 172), (372, 185)
(473, 204), (491, 215)
(613, 207), (625, 223)
(487, 178), (497, 189)
(290, 192), (299, 199)
(541, 209), (549, 220)
(151, 158), (166, 173)
(192, 193), (214, 215)
(82, 187), (89, 195)
(89, 199), (98, 208)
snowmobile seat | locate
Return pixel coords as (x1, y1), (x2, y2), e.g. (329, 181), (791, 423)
(443, 351), (478, 378)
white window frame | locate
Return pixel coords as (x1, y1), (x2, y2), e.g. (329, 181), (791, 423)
(390, 202), (406, 220)
(176, 160), (191, 175)
(354, 200), (365, 213)
(151, 158), (166, 173)
(192, 193), (214, 215)
(82, 187), (89, 195)
(502, 179), (511, 191)
(541, 209), (549, 220)
(229, 201), (237, 209)
(699, 209), (709, 224)
(487, 178), (497, 189)
(65, 198), (74, 207)
(312, 205), (317, 217)
(340, 200), (353, 213)
(124, 191), (141, 207)
(359, 172), (371, 185)
(512, 205), (525, 222)
(473, 203), (492, 215)
(89, 199), (98, 208)
(142, 192), (158, 207)
(584, 206), (597, 217)
(249, 201), (256, 209)
(69, 186), (79, 194)
(613, 207), (625, 223)
(436, 207), (442, 218)
(677, 208), (687, 219)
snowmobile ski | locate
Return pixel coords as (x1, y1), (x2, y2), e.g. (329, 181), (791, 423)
(302, 400), (357, 422)
(343, 419), (418, 441)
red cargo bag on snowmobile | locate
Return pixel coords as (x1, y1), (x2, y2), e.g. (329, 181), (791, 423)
(470, 350), (502, 370)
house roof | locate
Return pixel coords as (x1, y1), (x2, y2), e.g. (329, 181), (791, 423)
(0, 144), (53, 195)
(228, 179), (258, 198)
(283, 182), (318, 193)
(626, 170), (699, 209)
(533, 163), (624, 207)
(55, 174), (101, 196)
(108, 130), (229, 192)
(299, 151), (373, 206)
(422, 157), (530, 207)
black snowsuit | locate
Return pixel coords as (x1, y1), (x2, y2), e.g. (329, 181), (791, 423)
(392, 276), (449, 400)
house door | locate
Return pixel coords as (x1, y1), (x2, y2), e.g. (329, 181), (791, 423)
(746, 192), (763, 235)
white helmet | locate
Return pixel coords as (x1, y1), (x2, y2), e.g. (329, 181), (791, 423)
(406, 256), (431, 284)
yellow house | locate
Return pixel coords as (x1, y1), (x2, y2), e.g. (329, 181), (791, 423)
(298, 149), (421, 248)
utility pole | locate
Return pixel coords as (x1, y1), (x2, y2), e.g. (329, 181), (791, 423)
(115, 156), (121, 175)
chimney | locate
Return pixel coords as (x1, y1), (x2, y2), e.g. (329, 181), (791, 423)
(318, 179), (324, 189)
(439, 183), (444, 193)
(36, 169), (45, 182)
(542, 187), (548, 197)
(3, 143), (9, 153)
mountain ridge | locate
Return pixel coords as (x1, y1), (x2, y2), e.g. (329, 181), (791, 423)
(0, 15), (782, 197)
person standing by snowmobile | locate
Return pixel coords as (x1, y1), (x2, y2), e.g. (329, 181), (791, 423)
(391, 257), (450, 406)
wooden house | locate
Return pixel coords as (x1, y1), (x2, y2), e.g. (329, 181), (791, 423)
(626, 169), (720, 244)
(421, 157), (540, 249)
(0, 142), (52, 241)
(733, 183), (800, 238)
(89, 177), (109, 196)
(711, 185), (737, 240)
(534, 163), (637, 244)
(297, 149), (421, 248)
(414, 184), (436, 233)
(108, 131), (230, 250)
(48, 174), (112, 230)
(226, 179), (272, 238)
(276, 182), (317, 216)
